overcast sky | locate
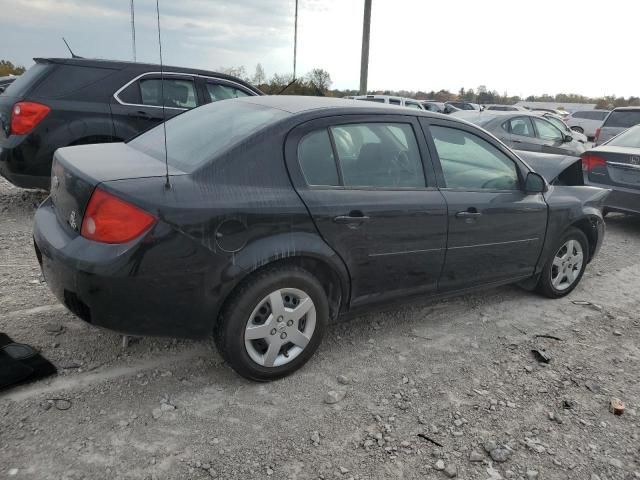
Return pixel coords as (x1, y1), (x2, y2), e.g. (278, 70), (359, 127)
(1, 0), (638, 97)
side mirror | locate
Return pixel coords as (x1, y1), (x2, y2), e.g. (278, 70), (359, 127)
(525, 172), (547, 193)
(563, 134), (573, 143)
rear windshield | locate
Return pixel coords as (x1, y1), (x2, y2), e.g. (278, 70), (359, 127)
(2, 63), (50, 97)
(606, 125), (640, 148)
(128, 100), (289, 172)
(604, 110), (640, 128)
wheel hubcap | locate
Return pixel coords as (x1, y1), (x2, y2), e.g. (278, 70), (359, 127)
(551, 239), (584, 291)
(244, 288), (316, 368)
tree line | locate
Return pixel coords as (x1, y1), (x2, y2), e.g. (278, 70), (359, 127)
(3, 58), (639, 110)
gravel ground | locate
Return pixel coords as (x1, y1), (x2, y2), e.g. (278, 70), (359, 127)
(0, 176), (639, 480)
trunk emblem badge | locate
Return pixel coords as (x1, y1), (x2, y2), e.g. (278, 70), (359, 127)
(631, 156), (640, 166)
(69, 211), (78, 231)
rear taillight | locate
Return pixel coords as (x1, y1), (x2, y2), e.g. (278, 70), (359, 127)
(581, 153), (607, 172)
(81, 188), (156, 244)
(594, 127), (601, 143)
(10, 101), (50, 135)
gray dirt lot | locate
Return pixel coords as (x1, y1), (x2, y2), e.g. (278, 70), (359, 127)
(0, 176), (639, 480)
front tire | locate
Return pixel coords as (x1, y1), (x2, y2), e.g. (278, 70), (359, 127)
(537, 227), (589, 298)
(214, 266), (328, 381)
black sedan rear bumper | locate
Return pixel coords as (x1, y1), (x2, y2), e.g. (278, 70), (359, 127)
(33, 198), (228, 339)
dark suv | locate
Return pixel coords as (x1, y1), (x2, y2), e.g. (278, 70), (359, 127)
(0, 58), (262, 189)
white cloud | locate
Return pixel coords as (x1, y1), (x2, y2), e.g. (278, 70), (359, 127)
(0, 0), (639, 97)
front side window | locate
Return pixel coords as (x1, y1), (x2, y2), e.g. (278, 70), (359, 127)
(206, 83), (250, 102)
(430, 125), (520, 191)
(329, 123), (425, 188)
(139, 78), (197, 109)
(504, 117), (534, 137)
(532, 118), (563, 141)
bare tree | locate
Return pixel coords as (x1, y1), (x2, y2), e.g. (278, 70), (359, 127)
(305, 68), (332, 93)
(252, 63), (266, 85)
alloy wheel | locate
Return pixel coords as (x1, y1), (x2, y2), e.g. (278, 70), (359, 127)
(550, 239), (584, 291)
(244, 288), (316, 368)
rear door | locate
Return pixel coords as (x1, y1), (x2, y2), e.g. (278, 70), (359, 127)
(502, 116), (540, 152)
(285, 114), (448, 308)
(420, 118), (548, 291)
(110, 73), (199, 138)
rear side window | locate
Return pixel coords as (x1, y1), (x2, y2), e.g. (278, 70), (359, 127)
(32, 64), (115, 98)
(389, 98), (401, 105)
(139, 78), (197, 109)
(573, 111), (587, 119)
(298, 130), (340, 186)
(504, 117), (534, 137)
(405, 102), (422, 110)
(361, 98), (385, 103)
(206, 83), (250, 102)
(2, 63), (50, 97)
(430, 125), (520, 191)
(592, 111), (609, 120)
(330, 123), (425, 188)
(604, 111), (640, 128)
(129, 101), (289, 172)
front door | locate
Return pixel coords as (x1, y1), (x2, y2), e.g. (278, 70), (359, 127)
(532, 117), (568, 155)
(421, 119), (548, 291)
(285, 115), (448, 307)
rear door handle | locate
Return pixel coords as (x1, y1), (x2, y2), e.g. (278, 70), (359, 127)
(455, 210), (482, 218)
(333, 211), (370, 224)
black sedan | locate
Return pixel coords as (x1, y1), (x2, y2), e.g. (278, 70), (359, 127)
(34, 96), (609, 381)
(582, 124), (640, 215)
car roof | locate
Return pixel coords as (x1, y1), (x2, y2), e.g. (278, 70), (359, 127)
(351, 94), (419, 101)
(34, 57), (260, 92)
(611, 106), (640, 112)
(234, 95), (443, 116)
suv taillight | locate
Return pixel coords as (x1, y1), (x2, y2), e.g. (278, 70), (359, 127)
(81, 188), (156, 244)
(11, 101), (50, 135)
(581, 153), (607, 172)
(594, 127), (601, 143)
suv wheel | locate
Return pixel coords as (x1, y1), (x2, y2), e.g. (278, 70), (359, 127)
(215, 266), (328, 381)
(570, 126), (584, 134)
(537, 227), (588, 298)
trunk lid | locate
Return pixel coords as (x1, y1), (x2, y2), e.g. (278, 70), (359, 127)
(586, 146), (640, 190)
(50, 142), (185, 234)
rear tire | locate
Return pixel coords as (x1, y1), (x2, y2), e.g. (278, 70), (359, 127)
(537, 227), (589, 298)
(214, 266), (328, 381)
(571, 126), (584, 134)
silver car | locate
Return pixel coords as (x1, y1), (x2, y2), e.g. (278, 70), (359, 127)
(595, 107), (640, 146)
(453, 110), (586, 156)
(566, 109), (609, 138)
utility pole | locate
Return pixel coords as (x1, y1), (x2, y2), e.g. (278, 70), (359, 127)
(130, 0), (137, 61)
(359, 0), (372, 95)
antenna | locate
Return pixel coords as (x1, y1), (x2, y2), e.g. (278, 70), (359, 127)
(293, 0), (298, 79)
(130, 0), (137, 62)
(155, 0), (170, 190)
(62, 38), (82, 59)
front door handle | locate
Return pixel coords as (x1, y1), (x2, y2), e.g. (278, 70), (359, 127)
(128, 110), (152, 120)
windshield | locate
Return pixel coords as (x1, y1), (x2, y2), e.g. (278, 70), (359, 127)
(606, 125), (640, 148)
(128, 100), (289, 172)
(604, 110), (640, 129)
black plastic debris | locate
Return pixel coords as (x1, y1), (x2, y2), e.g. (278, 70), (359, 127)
(531, 349), (551, 364)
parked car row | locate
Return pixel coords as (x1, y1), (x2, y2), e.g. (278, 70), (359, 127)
(0, 58), (261, 189)
(0, 75), (17, 94)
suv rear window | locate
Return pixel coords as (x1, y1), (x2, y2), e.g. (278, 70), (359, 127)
(1, 63), (50, 97)
(128, 100), (289, 172)
(604, 110), (640, 128)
